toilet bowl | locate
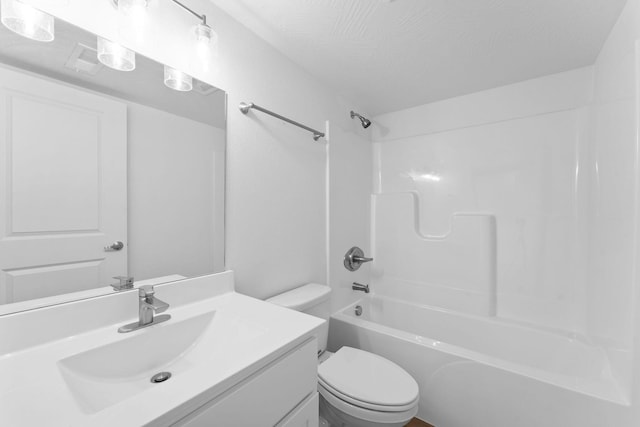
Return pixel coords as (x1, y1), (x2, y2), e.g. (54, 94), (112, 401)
(267, 284), (419, 427)
(318, 346), (419, 427)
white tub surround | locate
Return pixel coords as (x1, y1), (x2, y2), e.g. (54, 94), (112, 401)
(0, 271), (324, 427)
(371, 69), (593, 329)
(372, 192), (496, 316)
(329, 296), (633, 427)
(364, 0), (640, 423)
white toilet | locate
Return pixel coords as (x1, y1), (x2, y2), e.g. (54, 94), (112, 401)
(267, 284), (419, 427)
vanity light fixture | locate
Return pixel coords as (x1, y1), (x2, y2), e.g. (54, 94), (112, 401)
(108, 0), (215, 47)
(164, 65), (193, 92)
(116, 0), (148, 15)
(172, 0), (216, 46)
(195, 21), (214, 45)
(1, 0), (55, 42)
(97, 36), (136, 71)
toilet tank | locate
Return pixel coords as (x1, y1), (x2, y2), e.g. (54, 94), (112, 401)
(267, 283), (331, 354)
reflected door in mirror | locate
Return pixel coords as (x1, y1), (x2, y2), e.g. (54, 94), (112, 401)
(0, 67), (127, 304)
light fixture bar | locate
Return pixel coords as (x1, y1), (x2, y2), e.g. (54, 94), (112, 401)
(107, 0), (213, 43)
(108, 0), (208, 25)
(171, 0), (206, 25)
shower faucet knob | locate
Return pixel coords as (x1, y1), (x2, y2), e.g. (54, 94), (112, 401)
(344, 246), (374, 271)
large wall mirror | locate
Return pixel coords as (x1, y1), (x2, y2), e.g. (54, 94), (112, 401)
(0, 18), (226, 315)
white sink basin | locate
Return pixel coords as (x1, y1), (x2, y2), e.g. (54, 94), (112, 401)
(58, 311), (215, 413)
(0, 272), (325, 427)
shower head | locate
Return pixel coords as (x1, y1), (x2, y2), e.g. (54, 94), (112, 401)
(350, 111), (371, 129)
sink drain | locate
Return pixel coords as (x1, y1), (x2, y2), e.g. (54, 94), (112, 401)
(150, 372), (172, 383)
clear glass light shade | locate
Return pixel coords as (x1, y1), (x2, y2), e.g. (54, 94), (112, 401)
(164, 66), (193, 91)
(118, 0), (148, 15)
(97, 37), (135, 71)
(1, 0), (54, 42)
(117, 0), (148, 43)
(118, 0), (148, 27)
(195, 23), (215, 45)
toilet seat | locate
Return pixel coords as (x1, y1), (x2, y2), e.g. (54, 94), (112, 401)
(318, 379), (419, 412)
(317, 347), (419, 412)
(318, 383), (418, 425)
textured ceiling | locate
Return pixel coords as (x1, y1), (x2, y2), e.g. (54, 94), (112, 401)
(212, 0), (628, 116)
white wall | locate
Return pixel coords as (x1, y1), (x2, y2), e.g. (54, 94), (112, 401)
(128, 102), (225, 280)
(30, 0), (370, 305)
(372, 67), (593, 332)
(587, 0), (640, 403)
(327, 125), (372, 313)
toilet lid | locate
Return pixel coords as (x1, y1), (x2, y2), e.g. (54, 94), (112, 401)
(318, 347), (419, 408)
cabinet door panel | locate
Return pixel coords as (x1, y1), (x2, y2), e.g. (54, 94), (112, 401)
(277, 392), (319, 427)
(176, 339), (317, 427)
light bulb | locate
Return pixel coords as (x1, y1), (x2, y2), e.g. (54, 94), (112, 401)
(195, 22), (215, 45)
(116, 0), (148, 42)
(195, 22), (216, 61)
(118, 0), (148, 15)
(97, 36), (136, 71)
(1, 0), (54, 42)
(164, 66), (193, 92)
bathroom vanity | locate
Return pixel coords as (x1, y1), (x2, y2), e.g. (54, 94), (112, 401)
(0, 271), (324, 426)
(0, 10), (325, 425)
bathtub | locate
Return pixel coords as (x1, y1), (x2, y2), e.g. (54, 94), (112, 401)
(327, 296), (631, 427)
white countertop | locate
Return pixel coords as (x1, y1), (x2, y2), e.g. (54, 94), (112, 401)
(0, 274), (187, 316)
(0, 272), (324, 427)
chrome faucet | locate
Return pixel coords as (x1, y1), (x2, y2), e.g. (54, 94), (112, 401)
(352, 282), (370, 293)
(344, 247), (374, 271)
(111, 275), (134, 291)
(118, 285), (171, 333)
(138, 285), (169, 325)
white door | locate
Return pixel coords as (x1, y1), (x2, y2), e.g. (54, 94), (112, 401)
(0, 66), (127, 305)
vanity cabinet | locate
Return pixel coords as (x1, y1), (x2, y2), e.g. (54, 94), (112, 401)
(277, 392), (319, 427)
(172, 338), (318, 427)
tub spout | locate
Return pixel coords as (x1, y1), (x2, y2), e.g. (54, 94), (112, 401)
(352, 282), (370, 293)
